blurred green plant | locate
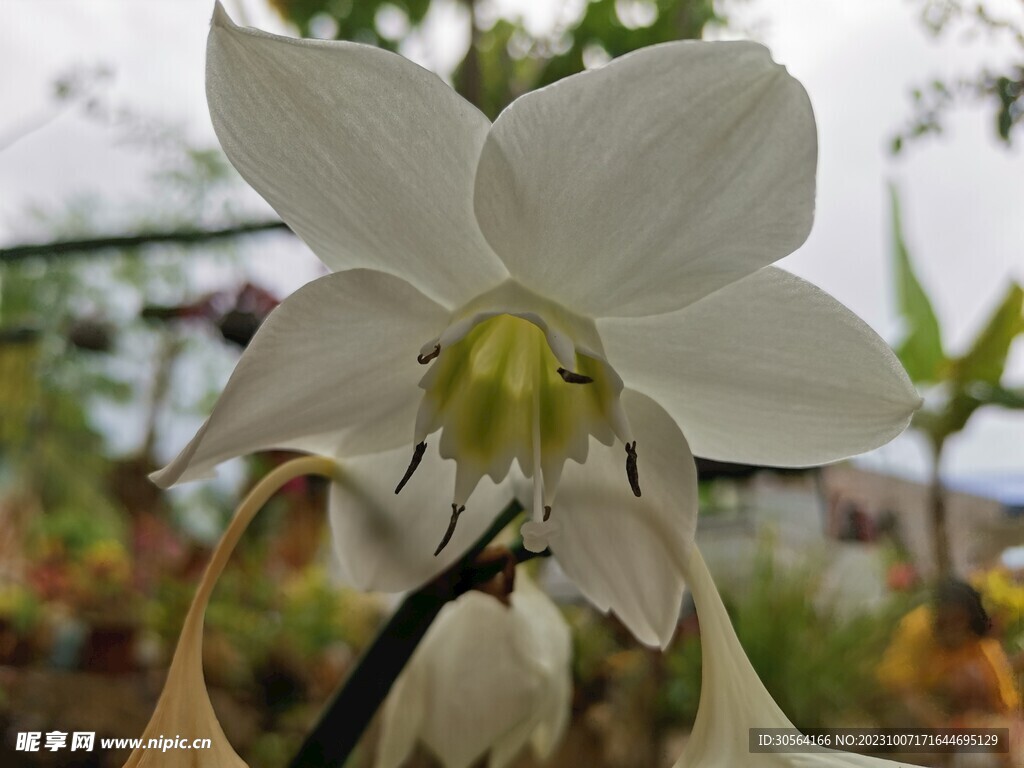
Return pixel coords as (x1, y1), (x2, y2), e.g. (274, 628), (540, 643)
(895, 0), (1023, 151)
(0, 207), (134, 515)
(890, 184), (1024, 576)
(269, 0), (431, 47)
(147, 552), (382, 688)
(728, 547), (913, 728)
(278, 565), (382, 656)
(662, 541), (917, 729)
(0, 582), (42, 634)
(271, 0), (726, 117)
(31, 507), (126, 559)
(0, 119), (259, 558)
(138, 553), (383, 767)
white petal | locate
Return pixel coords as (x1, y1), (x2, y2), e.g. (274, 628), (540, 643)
(519, 577), (573, 762)
(599, 268), (921, 467)
(676, 547), (905, 768)
(488, 721), (538, 768)
(378, 576), (568, 768)
(374, 662), (427, 768)
(330, 440), (512, 592)
(544, 390), (697, 649)
(474, 41), (815, 318)
(152, 269), (448, 488)
(207, 4), (507, 309)
(488, 575), (573, 767)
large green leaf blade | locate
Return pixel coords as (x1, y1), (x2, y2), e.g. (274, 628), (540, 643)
(953, 281), (1024, 385)
(890, 185), (945, 383)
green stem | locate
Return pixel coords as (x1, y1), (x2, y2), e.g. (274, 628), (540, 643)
(288, 500), (530, 768)
(929, 438), (952, 578)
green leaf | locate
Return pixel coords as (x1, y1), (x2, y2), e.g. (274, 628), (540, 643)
(966, 382), (1024, 410)
(909, 407), (948, 446)
(944, 389), (985, 437)
(953, 282), (1024, 385)
(890, 185), (945, 382)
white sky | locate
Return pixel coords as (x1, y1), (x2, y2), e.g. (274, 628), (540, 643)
(0, 0), (1022, 483)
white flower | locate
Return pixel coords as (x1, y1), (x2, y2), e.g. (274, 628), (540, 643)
(153, 4), (920, 648)
(376, 573), (572, 768)
(676, 547), (908, 768)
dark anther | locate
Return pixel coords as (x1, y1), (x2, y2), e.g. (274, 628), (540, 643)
(557, 367), (594, 384)
(394, 441), (427, 494)
(417, 344), (441, 364)
(625, 441), (641, 497)
(434, 503), (466, 556)
(543, 505), (552, 522)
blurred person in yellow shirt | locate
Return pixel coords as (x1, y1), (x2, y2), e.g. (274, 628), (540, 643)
(878, 579), (1019, 726)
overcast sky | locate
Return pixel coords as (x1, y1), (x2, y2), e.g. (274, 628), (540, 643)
(1, 0), (1022, 483)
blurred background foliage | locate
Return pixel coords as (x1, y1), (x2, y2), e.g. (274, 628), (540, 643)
(661, 542), (917, 730)
(269, 0), (1024, 145)
(895, 0), (1024, 150)
(890, 183), (1024, 575)
(272, 0), (725, 118)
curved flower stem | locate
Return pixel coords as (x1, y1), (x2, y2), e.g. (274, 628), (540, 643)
(289, 499), (529, 768)
(191, 456), (338, 614)
(124, 455), (336, 768)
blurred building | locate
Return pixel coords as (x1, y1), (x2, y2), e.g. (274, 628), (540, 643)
(542, 463), (1024, 619)
(823, 464), (1024, 577)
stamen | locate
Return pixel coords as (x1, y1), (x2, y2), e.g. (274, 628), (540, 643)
(543, 505), (552, 522)
(625, 441), (641, 497)
(417, 344), (441, 364)
(394, 441), (427, 494)
(556, 367), (594, 384)
(434, 503), (465, 556)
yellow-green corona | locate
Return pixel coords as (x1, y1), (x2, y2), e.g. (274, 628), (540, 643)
(407, 310), (635, 554)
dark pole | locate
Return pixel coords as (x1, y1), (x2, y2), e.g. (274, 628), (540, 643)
(289, 587), (448, 768)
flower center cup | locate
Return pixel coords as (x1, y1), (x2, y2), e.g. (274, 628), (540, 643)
(424, 313), (618, 479)
(401, 307), (637, 555)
